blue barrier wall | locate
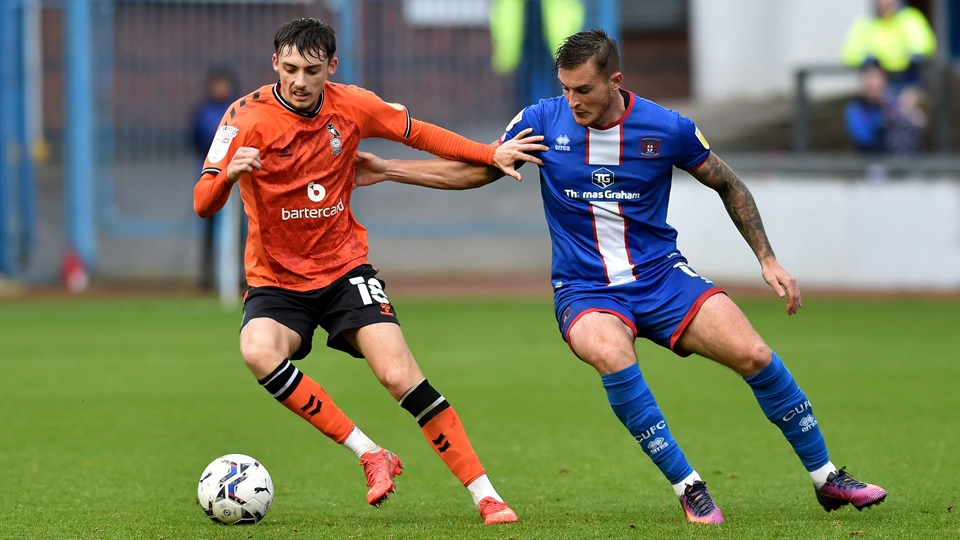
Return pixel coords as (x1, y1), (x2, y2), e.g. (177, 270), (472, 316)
(0, 0), (36, 277)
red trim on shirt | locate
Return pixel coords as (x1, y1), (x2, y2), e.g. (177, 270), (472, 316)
(588, 207), (606, 282)
(625, 216), (640, 280)
(684, 152), (711, 172)
(586, 91), (633, 166)
(592, 90), (635, 130)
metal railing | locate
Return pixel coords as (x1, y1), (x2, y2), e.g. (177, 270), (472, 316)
(792, 62), (955, 153)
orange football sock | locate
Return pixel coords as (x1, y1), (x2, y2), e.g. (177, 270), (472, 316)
(421, 407), (486, 486)
(399, 379), (485, 486)
(259, 359), (354, 444)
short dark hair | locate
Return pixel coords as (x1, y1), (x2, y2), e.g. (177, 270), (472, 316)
(274, 17), (336, 61)
(555, 29), (620, 78)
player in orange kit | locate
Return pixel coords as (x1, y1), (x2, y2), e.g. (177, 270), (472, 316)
(194, 17), (547, 524)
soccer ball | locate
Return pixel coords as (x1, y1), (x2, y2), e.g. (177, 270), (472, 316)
(197, 454), (273, 524)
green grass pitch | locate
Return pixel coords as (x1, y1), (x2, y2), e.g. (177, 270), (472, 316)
(1, 294), (958, 538)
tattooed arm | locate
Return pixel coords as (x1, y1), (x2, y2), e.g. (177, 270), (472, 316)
(689, 153), (802, 314)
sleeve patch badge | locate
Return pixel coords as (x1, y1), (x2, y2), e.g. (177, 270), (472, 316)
(207, 125), (240, 164)
(695, 126), (710, 150)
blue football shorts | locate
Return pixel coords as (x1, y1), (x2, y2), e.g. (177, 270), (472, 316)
(554, 254), (725, 356)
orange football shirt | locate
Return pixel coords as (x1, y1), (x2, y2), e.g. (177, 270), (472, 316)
(194, 82), (496, 291)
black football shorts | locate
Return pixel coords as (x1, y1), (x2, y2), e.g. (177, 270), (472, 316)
(240, 264), (399, 359)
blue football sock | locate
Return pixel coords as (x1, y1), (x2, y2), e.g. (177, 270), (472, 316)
(744, 352), (829, 471)
(602, 363), (694, 484)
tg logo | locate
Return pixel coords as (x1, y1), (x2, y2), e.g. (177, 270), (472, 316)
(307, 182), (326, 202)
(591, 167), (615, 189)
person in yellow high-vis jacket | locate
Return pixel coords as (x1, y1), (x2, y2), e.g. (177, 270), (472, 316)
(490, 0), (584, 106)
(490, 0), (585, 74)
(841, 0), (936, 95)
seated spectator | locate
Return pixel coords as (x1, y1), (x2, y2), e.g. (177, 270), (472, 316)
(844, 66), (927, 155)
(841, 0), (936, 97)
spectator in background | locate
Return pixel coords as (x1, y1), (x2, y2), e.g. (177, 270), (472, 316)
(841, 0), (936, 97)
(190, 68), (238, 289)
(844, 65), (927, 154)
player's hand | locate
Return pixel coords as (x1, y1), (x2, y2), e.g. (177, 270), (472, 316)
(354, 151), (388, 188)
(227, 147), (262, 182)
(761, 257), (802, 315)
(492, 128), (548, 182)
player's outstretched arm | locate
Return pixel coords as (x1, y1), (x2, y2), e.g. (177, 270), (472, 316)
(355, 152), (500, 190)
(690, 152), (802, 314)
(355, 128), (546, 189)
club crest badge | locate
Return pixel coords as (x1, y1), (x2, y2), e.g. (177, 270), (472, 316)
(207, 125), (239, 164)
(639, 136), (662, 158)
(327, 123), (342, 155)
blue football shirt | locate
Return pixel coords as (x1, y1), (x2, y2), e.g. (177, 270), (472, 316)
(501, 90), (711, 290)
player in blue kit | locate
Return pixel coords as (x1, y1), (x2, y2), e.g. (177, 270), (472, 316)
(353, 29), (887, 524)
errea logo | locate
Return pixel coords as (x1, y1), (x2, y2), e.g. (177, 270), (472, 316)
(799, 414), (818, 433)
(307, 182), (326, 202)
(591, 167), (614, 189)
(647, 437), (669, 454)
(555, 134), (571, 151)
